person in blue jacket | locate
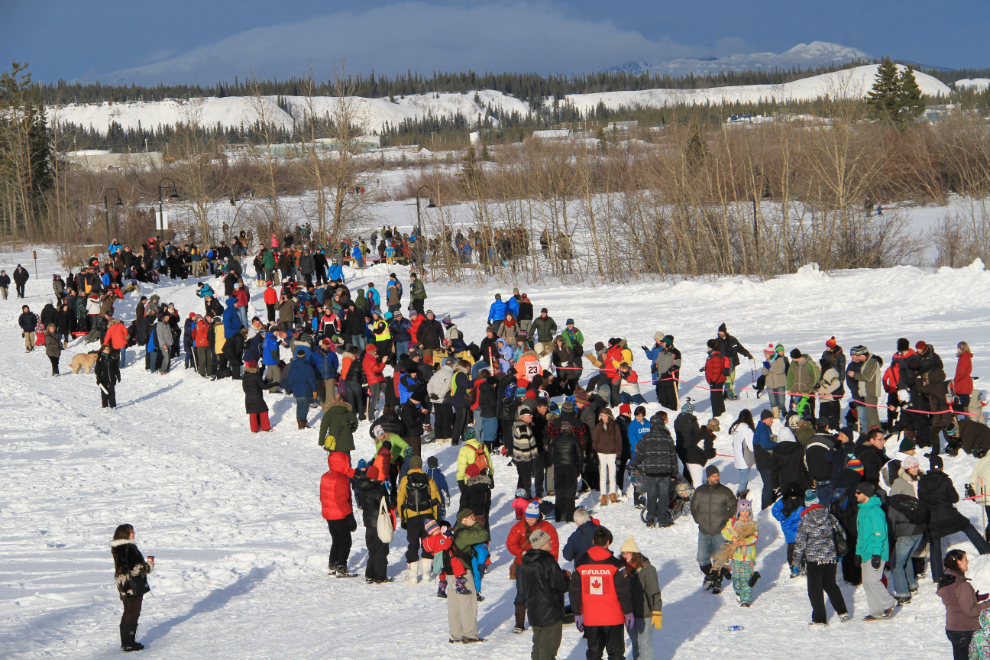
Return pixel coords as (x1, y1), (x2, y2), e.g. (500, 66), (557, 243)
(222, 298), (242, 338)
(425, 455), (451, 520)
(351, 243), (364, 268)
(389, 312), (413, 359)
(310, 338), (340, 404)
(262, 329), (286, 392)
(562, 507), (599, 563)
(506, 288), (520, 317)
(196, 282), (214, 299)
(285, 346), (318, 429)
(487, 294), (507, 328)
(752, 409), (778, 510)
(771, 485), (807, 577)
(183, 313), (197, 369)
(625, 406), (651, 502)
(327, 261), (343, 282)
(366, 283), (381, 313)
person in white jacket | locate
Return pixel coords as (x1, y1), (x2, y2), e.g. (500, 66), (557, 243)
(428, 360), (455, 444)
(729, 409), (757, 498)
(969, 453), (990, 541)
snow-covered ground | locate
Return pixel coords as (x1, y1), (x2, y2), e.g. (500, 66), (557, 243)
(46, 65), (950, 137)
(3, 246), (990, 659)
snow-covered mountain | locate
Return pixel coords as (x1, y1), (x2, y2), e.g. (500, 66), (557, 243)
(612, 41), (874, 77)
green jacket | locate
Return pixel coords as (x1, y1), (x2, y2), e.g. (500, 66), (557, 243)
(855, 496), (890, 562)
(355, 289), (369, 311)
(531, 316), (558, 343)
(562, 327), (584, 350)
(453, 521), (491, 553)
(376, 433), (410, 464)
(319, 402), (359, 452)
(786, 356), (820, 395)
(628, 558), (663, 618)
(411, 279), (427, 300)
(261, 251), (276, 269)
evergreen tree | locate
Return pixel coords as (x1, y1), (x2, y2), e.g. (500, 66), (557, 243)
(683, 120), (707, 167)
(596, 126), (607, 153)
(459, 145), (481, 191)
(480, 142), (490, 161)
(866, 57), (902, 122)
(897, 66), (926, 123)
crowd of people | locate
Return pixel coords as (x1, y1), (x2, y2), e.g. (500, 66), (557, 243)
(11, 230), (990, 658)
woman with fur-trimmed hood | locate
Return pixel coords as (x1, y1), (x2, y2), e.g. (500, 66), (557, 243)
(110, 524), (154, 652)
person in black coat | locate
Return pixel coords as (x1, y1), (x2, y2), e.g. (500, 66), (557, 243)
(461, 465), (493, 527)
(370, 404), (407, 440)
(516, 532), (570, 660)
(919, 456), (990, 582)
(56, 303), (73, 345)
(95, 345), (119, 409)
(854, 429), (888, 487)
(110, 523), (153, 652)
(353, 471), (392, 583)
(771, 436), (811, 495)
(829, 467), (863, 586)
(242, 366), (274, 431)
(552, 424), (584, 523)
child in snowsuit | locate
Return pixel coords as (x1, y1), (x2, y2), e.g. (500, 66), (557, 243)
(423, 519), (456, 597)
(721, 499), (759, 607)
(513, 489), (533, 519)
(424, 456), (450, 520)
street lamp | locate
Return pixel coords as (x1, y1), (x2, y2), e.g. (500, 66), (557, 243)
(103, 188), (123, 252)
(752, 173), (771, 251)
(157, 178), (179, 258)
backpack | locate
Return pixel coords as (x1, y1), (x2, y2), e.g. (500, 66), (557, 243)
(889, 494), (930, 525)
(404, 471), (432, 512)
(468, 444), (490, 472)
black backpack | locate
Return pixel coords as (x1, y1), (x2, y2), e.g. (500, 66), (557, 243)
(889, 494), (930, 525)
(404, 471), (432, 513)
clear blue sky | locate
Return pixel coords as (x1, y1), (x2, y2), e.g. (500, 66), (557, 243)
(2, 0), (987, 85)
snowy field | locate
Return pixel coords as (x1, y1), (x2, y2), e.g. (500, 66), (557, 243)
(4, 246), (990, 659)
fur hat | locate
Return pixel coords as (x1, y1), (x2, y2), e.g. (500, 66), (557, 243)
(620, 536), (640, 553)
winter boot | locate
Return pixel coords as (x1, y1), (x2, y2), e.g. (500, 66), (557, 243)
(405, 561), (421, 585)
(748, 571), (761, 588)
(608, 493), (621, 504)
(701, 565), (714, 591)
(420, 558), (434, 581)
(437, 580), (448, 598)
(736, 489), (749, 500)
(454, 576), (470, 595)
(476, 591), (485, 602)
(122, 624), (144, 652)
(297, 419), (310, 430)
(335, 564), (358, 578)
(514, 604), (526, 633)
(710, 573), (724, 595)
(329, 557), (337, 574)
(600, 494), (608, 507)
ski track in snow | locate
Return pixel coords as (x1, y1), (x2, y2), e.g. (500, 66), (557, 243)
(4, 247), (990, 658)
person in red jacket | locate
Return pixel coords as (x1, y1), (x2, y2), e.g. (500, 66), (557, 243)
(363, 344), (389, 415)
(103, 318), (129, 366)
(955, 342), (974, 410)
(569, 526), (633, 660)
(263, 282), (278, 324)
(192, 316), (212, 377)
(233, 284), (250, 327)
(507, 500), (559, 632)
(705, 339), (728, 418)
(320, 451), (358, 576)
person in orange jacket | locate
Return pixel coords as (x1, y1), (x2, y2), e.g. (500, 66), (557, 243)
(320, 451), (358, 576)
(102, 318), (129, 367)
(263, 282), (278, 324)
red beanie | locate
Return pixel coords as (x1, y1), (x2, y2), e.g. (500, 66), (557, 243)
(525, 390), (538, 400)
(916, 341), (927, 352)
(619, 403), (631, 415)
(826, 336), (837, 348)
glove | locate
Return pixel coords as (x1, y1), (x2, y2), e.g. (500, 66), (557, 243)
(967, 484), (977, 499)
(651, 611), (663, 629)
(871, 554), (881, 569)
(574, 615), (584, 632)
(624, 613), (635, 632)
(641, 345), (648, 352)
(403, 447), (413, 458)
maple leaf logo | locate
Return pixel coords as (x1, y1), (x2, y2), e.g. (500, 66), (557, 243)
(591, 578), (601, 589)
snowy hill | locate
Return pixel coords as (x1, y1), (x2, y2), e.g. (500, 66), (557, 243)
(46, 65), (950, 138)
(957, 78), (990, 92)
(3, 242), (990, 658)
(612, 41), (874, 77)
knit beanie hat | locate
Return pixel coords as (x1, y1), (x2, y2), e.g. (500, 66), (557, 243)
(516, 488), (530, 498)
(620, 536), (640, 553)
(427, 456), (439, 469)
(930, 455), (944, 470)
(525, 500), (541, 520)
(790, 348), (802, 359)
(463, 427), (476, 441)
(846, 456), (864, 475)
(705, 465), (720, 477)
(718, 322), (727, 333)
(574, 387), (589, 407)
(826, 336), (837, 349)
(763, 343), (774, 356)
(903, 455), (920, 470)
(775, 343), (785, 353)
(856, 483), (875, 498)
(737, 499), (753, 514)
(409, 456), (423, 469)
(897, 338), (910, 352)
(529, 529), (551, 550)
(899, 437), (916, 452)
(423, 519), (440, 536)
(654, 331), (665, 342)
(681, 401), (696, 414)
(804, 489), (819, 506)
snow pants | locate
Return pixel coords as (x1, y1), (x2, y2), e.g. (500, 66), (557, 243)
(806, 561), (847, 623)
(248, 412), (271, 432)
(327, 516), (353, 566)
(364, 527), (389, 581)
(554, 466), (578, 523)
(584, 624), (624, 660)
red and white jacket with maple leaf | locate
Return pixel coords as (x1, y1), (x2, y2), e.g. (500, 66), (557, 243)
(568, 546), (633, 626)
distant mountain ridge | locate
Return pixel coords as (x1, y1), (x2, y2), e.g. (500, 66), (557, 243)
(611, 41), (875, 77)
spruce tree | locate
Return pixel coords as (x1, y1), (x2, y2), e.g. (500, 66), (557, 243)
(897, 66), (926, 123)
(683, 120), (707, 167)
(866, 57), (902, 122)
(459, 145), (481, 191)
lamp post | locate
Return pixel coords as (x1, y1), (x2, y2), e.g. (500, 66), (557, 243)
(103, 188), (123, 252)
(157, 178), (179, 261)
(752, 173), (771, 251)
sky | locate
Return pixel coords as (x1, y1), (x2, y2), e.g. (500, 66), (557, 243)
(1, 0), (988, 86)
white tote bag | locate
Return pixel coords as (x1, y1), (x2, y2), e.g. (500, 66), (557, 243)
(376, 496), (394, 543)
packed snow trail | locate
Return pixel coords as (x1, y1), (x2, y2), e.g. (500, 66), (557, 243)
(3, 248), (990, 658)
